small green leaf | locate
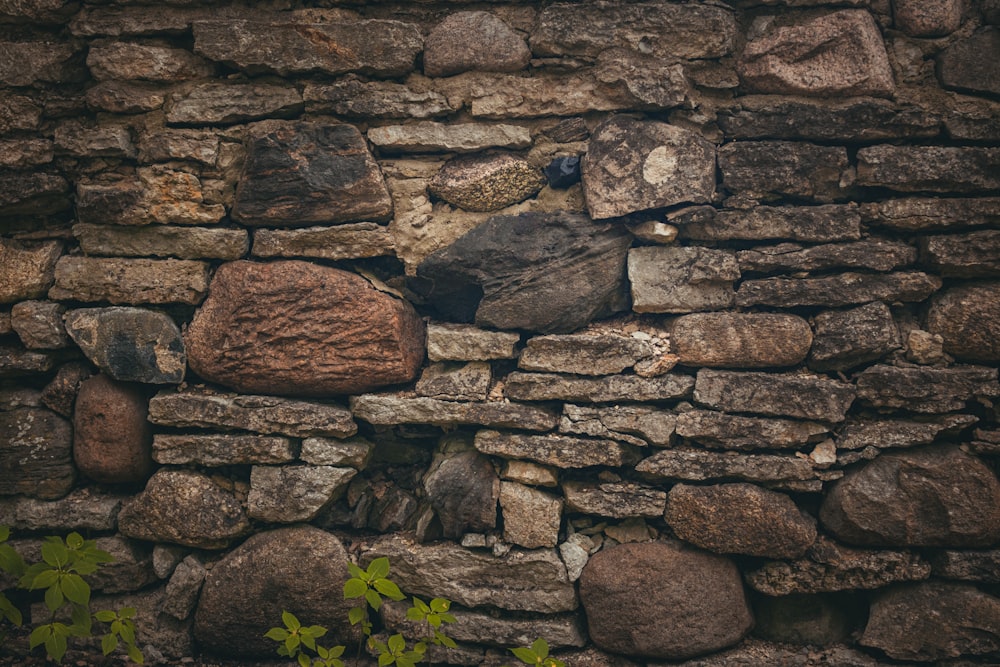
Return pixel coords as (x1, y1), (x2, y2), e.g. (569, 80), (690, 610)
(305, 625), (328, 639)
(282, 610), (302, 631)
(412, 596), (430, 613)
(29, 623), (52, 649)
(66, 532), (84, 550)
(61, 572), (90, 606)
(285, 634), (301, 655)
(119, 620), (137, 645)
(30, 568), (59, 590)
(102, 632), (119, 655)
(46, 630), (68, 662)
(405, 606), (424, 622)
(367, 557), (391, 581)
(343, 578), (367, 599)
(348, 606), (365, 626)
(430, 598), (450, 613)
(41, 540), (69, 567)
(0, 525), (9, 542)
(439, 633), (458, 650)
(95, 610), (117, 623)
(326, 645), (345, 658)
(298, 653), (311, 667)
(70, 602), (92, 635)
(373, 578), (404, 601)
(346, 562), (366, 580)
(120, 606), (137, 620)
(387, 633), (405, 654)
(365, 588), (382, 611)
(127, 642), (145, 664)
(265, 627), (290, 642)
(531, 638), (549, 659)
(510, 647), (539, 664)
(378, 652), (395, 667)
(44, 581), (64, 612)
(0, 593), (22, 626)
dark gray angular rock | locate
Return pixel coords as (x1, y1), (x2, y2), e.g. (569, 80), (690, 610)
(165, 82), (303, 126)
(64, 307), (185, 385)
(820, 446), (1000, 547)
(0, 344), (57, 377)
(680, 205), (862, 243)
(927, 283), (1000, 362)
(0, 407), (74, 499)
(0, 94), (41, 134)
(475, 430), (640, 469)
(737, 240), (916, 274)
(736, 271), (941, 308)
(694, 369), (855, 422)
(675, 409), (828, 450)
(808, 302), (900, 371)
(424, 11), (529, 77)
(718, 141), (849, 203)
(0, 0), (78, 23)
(1, 488), (124, 532)
(937, 28), (1000, 96)
(423, 449), (499, 539)
(232, 121), (392, 226)
(582, 116), (715, 220)
(0, 172), (69, 217)
(73, 375), (153, 485)
(862, 196), (1000, 232)
(247, 465), (356, 523)
(580, 541), (751, 660)
(304, 78), (453, 119)
(415, 212), (632, 334)
(920, 230), (1000, 278)
(861, 582), (1000, 661)
(562, 481), (666, 518)
(41, 362), (93, 418)
(118, 469), (251, 549)
(836, 414), (977, 451)
(855, 364), (1000, 413)
(628, 246), (739, 314)
(671, 313), (811, 368)
(0, 40), (82, 86)
(752, 594), (857, 646)
(665, 483), (816, 559)
(506, 371), (694, 404)
(194, 526), (356, 658)
(429, 153), (544, 212)
(856, 145), (1000, 194)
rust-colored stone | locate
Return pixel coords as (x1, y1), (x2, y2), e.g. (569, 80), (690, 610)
(73, 375), (154, 485)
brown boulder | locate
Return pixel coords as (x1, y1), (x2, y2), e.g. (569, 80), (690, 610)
(926, 283), (1000, 362)
(428, 153), (544, 212)
(73, 375), (153, 485)
(185, 261), (424, 396)
(0, 239), (62, 304)
(671, 312), (811, 368)
(894, 0), (963, 36)
(424, 12), (530, 77)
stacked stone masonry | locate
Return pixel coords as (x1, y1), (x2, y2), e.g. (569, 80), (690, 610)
(1, 0), (999, 664)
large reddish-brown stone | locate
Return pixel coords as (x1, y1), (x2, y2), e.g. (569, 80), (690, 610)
(185, 261), (425, 397)
(73, 374), (153, 485)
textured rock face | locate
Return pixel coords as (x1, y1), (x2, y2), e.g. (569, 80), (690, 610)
(894, 0), (963, 36)
(415, 212), (632, 334)
(423, 449), (499, 539)
(718, 141), (849, 202)
(500, 481), (563, 548)
(927, 284), (1000, 362)
(671, 313), (811, 368)
(193, 527), (355, 658)
(628, 246), (739, 314)
(247, 465), (355, 523)
(232, 122), (392, 226)
(579, 542), (752, 660)
(0, 406), (74, 499)
(694, 370), (855, 422)
(428, 153), (544, 212)
(185, 261), (424, 396)
(49, 257), (210, 305)
(820, 446), (1000, 547)
(856, 146), (1000, 193)
(808, 302), (900, 371)
(0, 240), (62, 303)
(424, 12), (530, 77)
(937, 28), (1000, 96)
(675, 410), (827, 450)
(64, 308), (185, 384)
(73, 375), (153, 485)
(582, 116), (715, 219)
(854, 365), (999, 413)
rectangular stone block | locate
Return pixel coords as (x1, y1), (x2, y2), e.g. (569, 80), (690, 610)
(165, 82), (303, 126)
(74, 224), (248, 260)
(426, 322), (521, 361)
(736, 272), (942, 308)
(519, 333), (653, 376)
(367, 121), (531, 153)
(252, 224), (394, 261)
(562, 480), (666, 518)
(304, 78), (453, 119)
(559, 404), (676, 447)
(636, 448), (821, 483)
(675, 409), (828, 450)
(679, 205), (861, 243)
(48, 257), (210, 305)
(628, 246), (738, 313)
(855, 365), (1000, 413)
(474, 430), (640, 469)
(919, 230), (1000, 277)
(719, 141), (850, 203)
(862, 197), (1000, 232)
(856, 146), (1000, 193)
(737, 240), (916, 274)
(153, 434), (296, 466)
(349, 394), (557, 432)
(506, 371), (694, 403)
(694, 369), (856, 422)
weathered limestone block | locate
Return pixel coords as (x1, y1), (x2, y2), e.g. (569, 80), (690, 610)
(921, 230), (1000, 278)
(137, 127), (236, 165)
(594, 48), (691, 109)
(148, 388), (356, 438)
(718, 95), (939, 141)
(855, 365), (1000, 413)
(628, 246), (739, 314)
(77, 168), (226, 226)
(861, 582), (1000, 662)
(193, 18), (422, 77)
(0, 0), (78, 23)
(49, 257), (209, 305)
(680, 205), (862, 243)
(424, 11), (529, 77)
(64, 308), (186, 384)
(165, 82), (303, 126)
(350, 395), (557, 432)
(820, 445), (1000, 547)
(737, 240), (916, 274)
(423, 449), (499, 539)
(415, 361), (491, 401)
(185, 261), (424, 396)
(927, 283), (1000, 362)
(506, 371), (694, 403)
(426, 323), (520, 361)
(562, 481), (666, 518)
(560, 404), (676, 447)
(247, 465), (356, 523)
(675, 409), (828, 450)
(194, 527), (356, 657)
(857, 146), (1000, 193)
(736, 271), (941, 308)
(416, 212), (632, 333)
(519, 333), (653, 376)
(863, 197), (1000, 232)
(232, 122), (392, 226)
(503, 460), (558, 488)
(582, 116), (715, 220)
(0, 94), (41, 133)
(0, 172), (69, 216)
(665, 483), (816, 559)
(836, 414), (977, 451)
(73, 224), (248, 261)
(85, 81), (165, 114)
(808, 302), (900, 371)
(153, 434), (296, 466)
(531, 2), (736, 59)
(738, 10), (894, 97)
(929, 549), (1000, 582)
(0, 240), (62, 304)
(0, 406), (74, 499)
(11, 301), (67, 349)
(253, 223), (394, 261)
(0, 138), (53, 169)
(300, 437), (372, 468)
(745, 537), (931, 595)
(500, 481), (562, 549)
(118, 469), (250, 549)
(474, 430), (640, 469)
(0, 488), (125, 532)
(368, 122), (530, 153)
(694, 370), (855, 422)
(671, 313), (811, 368)
(364, 533), (577, 613)
(73, 375), (153, 485)
(87, 41), (214, 81)
(580, 542), (751, 660)
(304, 78), (453, 119)
(718, 141), (850, 202)
(70, 5), (208, 36)
(937, 28), (1000, 96)
(0, 40), (82, 86)
(429, 153), (544, 212)
(636, 449), (820, 484)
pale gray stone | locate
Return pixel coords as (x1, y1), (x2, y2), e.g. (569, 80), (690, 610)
(855, 365), (1000, 413)
(300, 437), (373, 468)
(165, 82), (303, 126)
(49, 257), (210, 305)
(152, 544), (187, 580)
(415, 361), (492, 401)
(163, 555), (206, 621)
(694, 370), (855, 422)
(506, 371), (694, 403)
(0, 488), (124, 532)
(636, 449), (821, 484)
(10, 301), (67, 349)
(86, 536), (156, 594)
(426, 322), (520, 361)
(519, 333), (653, 376)
(350, 394), (557, 432)
(153, 434), (296, 466)
(675, 409), (828, 450)
(563, 481), (666, 518)
(500, 481), (563, 549)
(560, 404), (676, 447)
(368, 122), (531, 153)
(475, 430), (640, 469)
(680, 205), (861, 243)
(559, 534), (592, 582)
(248, 465), (356, 523)
(736, 272), (941, 308)
(252, 224), (394, 261)
(73, 224), (248, 260)
(737, 240), (916, 274)
(628, 246), (739, 314)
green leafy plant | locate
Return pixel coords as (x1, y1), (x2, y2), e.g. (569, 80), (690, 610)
(509, 638), (565, 667)
(0, 526), (144, 664)
(264, 610), (344, 667)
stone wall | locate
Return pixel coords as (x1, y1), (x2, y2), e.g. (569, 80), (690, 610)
(1, 0), (1000, 664)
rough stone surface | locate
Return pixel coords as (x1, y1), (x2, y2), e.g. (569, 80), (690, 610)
(351, 395), (557, 432)
(0, 489), (124, 533)
(73, 375), (153, 485)
(76, 168), (225, 226)
(164, 82), (302, 125)
(85, 81), (165, 114)
(186, 261), (424, 396)
(423, 449), (499, 539)
(861, 582), (1000, 661)
(300, 437), (372, 468)
(0, 40), (82, 86)
(519, 333), (653, 376)
(665, 483), (816, 559)
(672, 313), (811, 368)
(368, 122), (531, 153)
(718, 141), (849, 203)
(560, 404), (676, 447)
(927, 283), (1000, 362)
(636, 449), (820, 484)
(937, 28), (1000, 96)
(506, 371), (694, 404)
(424, 11), (529, 77)
(41, 362), (93, 418)
(856, 146), (1000, 193)
(162, 555), (206, 621)
(193, 526), (356, 657)
(694, 370), (855, 422)
(415, 361), (491, 401)
(232, 122), (392, 226)
(836, 414), (977, 451)
(582, 116), (715, 220)
(87, 41), (214, 81)
(737, 240), (915, 274)
(580, 542), (752, 660)
(680, 205), (861, 243)
(563, 481), (666, 519)
(854, 365), (1000, 413)
(752, 594), (856, 646)
(429, 153), (544, 212)
(426, 323), (520, 362)
(153, 434), (296, 466)
(808, 302), (900, 371)
(48, 257), (210, 305)
(118, 469), (251, 549)
(10, 300), (67, 349)
(0, 344), (57, 377)
(820, 445), (1000, 547)
(675, 409), (827, 450)
(894, 0), (963, 36)
(500, 481), (563, 549)
(73, 224), (248, 261)
(148, 388), (356, 438)
(475, 430), (640, 469)
(304, 78), (452, 119)
(738, 10), (894, 97)
(628, 246), (739, 314)
(247, 465), (356, 523)
(921, 230), (1000, 278)
(929, 549), (1000, 583)
(736, 271), (941, 308)
(416, 212), (632, 334)
(252, 223), (394, 261)
(0, 239), (62, 304)
(64, 307), (186, 384)
(0, 406), (74, 499)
